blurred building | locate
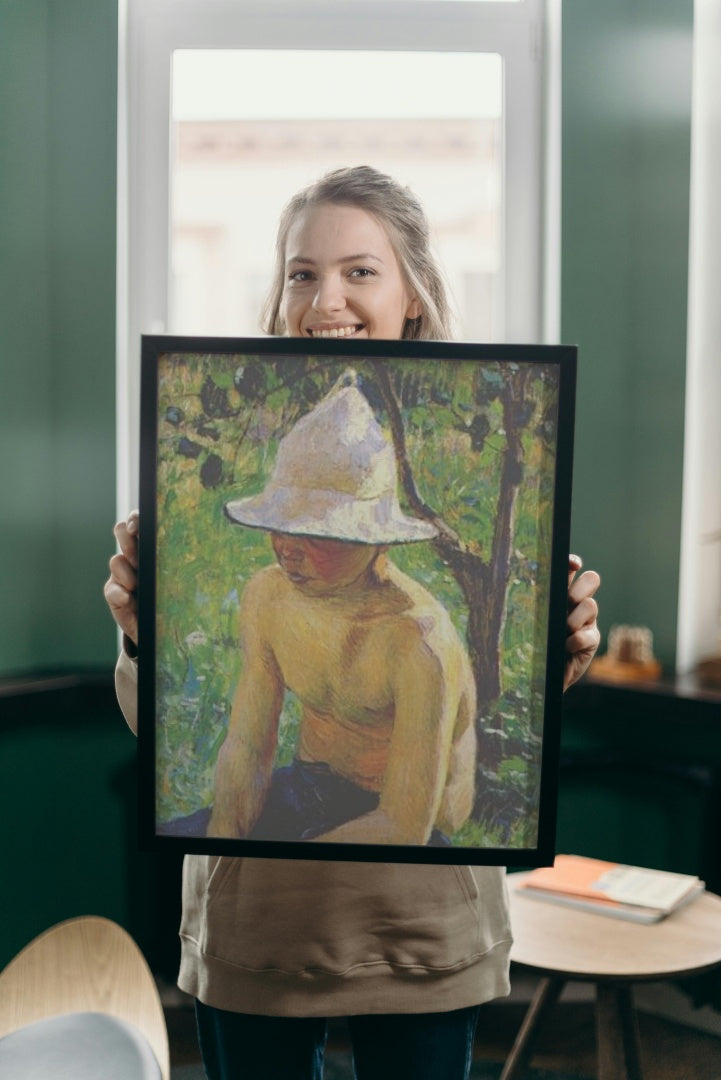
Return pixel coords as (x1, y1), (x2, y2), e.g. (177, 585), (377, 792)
(170, 117), (501, 341)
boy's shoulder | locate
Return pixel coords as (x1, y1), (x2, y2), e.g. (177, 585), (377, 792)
(241, 563), (287, 603)
(384, 559), (449, 613)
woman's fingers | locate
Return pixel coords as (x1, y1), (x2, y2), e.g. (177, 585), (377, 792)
(113, 511), (139, 568)
(104, 512), (140, 644)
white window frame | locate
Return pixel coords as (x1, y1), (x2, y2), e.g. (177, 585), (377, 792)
(676, 0), (721, 675)
(116, 0), (559, 512)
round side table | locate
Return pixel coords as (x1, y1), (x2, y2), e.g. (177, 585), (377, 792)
(502, 873), (721, 1080)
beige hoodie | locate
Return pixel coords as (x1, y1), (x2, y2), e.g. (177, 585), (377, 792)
(116, 650), (512, 1016)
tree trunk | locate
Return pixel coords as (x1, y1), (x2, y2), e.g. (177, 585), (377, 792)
(374, 365), (526, 770)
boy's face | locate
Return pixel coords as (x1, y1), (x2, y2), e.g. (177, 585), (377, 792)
(281, 203), (421, 341)
(270, 532), (381, 594)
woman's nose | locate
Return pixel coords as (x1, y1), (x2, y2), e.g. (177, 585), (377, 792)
(312, 273), (345, 314)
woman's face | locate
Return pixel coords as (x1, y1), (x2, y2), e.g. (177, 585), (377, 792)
(280, 203), (421, 341)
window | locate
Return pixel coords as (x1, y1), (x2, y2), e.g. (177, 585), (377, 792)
(169, 49), (503, 340)
(118, 0), (557, 510)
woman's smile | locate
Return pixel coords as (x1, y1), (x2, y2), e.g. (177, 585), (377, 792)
(306, 322), (365, 339)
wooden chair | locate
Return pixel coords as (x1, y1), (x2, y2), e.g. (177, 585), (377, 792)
(0, 915), (169, 1079)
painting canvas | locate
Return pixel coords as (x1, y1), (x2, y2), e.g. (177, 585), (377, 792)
(138, 336), (576, 865)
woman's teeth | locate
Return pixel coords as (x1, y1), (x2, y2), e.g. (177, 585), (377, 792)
(309, 325), (360, 338)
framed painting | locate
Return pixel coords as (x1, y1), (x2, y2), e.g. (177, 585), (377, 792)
(138, 335), (576, 865)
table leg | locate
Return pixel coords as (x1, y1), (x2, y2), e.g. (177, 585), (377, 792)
(596, 982), (643, 1080)
(499, 976), (565, 1080)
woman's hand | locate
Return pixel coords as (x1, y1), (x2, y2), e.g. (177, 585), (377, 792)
(104, 510), (139, 647)
(564, 554), (601, 691)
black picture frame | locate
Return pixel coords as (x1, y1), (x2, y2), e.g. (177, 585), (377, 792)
(138, 335), (576, 866)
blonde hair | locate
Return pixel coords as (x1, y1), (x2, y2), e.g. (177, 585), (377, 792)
(262, 165), (454, 341)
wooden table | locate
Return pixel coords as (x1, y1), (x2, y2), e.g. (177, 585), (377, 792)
(502, 874), (721, 1080)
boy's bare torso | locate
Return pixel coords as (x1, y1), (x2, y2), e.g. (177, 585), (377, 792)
(243, 559), (474, 793)
(209, 553), (477, 842)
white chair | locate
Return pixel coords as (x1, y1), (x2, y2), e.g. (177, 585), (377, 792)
(0, 915), (170, 1079)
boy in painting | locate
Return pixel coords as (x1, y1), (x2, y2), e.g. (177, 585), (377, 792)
(207, 372), (476, 847)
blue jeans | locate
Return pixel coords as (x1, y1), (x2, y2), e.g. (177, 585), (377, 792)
(195, 1000), (481, 1080)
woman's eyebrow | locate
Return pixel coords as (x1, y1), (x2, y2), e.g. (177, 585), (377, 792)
(339, 253), (384, 264)
(286, 253), (384, 266)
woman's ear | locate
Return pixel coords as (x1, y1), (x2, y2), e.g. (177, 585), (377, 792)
(406, 296), (423, 320)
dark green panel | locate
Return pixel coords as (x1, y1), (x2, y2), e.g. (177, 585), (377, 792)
(558, 681), (721, 890)
(0, 0), (118, 674)
(562, 0), (693, 668)
(0, 685), (132, 967)
(0, 681), (184, 977)
(556, 768), (710, 878)
(0, 2), (55, 671)
(47, 0), (118, 667)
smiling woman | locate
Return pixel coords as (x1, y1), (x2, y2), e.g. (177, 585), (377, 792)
(120, 0), (550, 512)
(263, 168), (451, 342)
(169, 51), (502, 344)
(281, 205), (421, 340)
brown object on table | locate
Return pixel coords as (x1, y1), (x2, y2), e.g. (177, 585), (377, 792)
(591, 624), (662, 683)
(502, 873), (721, 1080)
(696, 653), (721, 689)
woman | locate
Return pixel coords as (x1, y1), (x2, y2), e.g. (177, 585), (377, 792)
(105, 166), (601, 1080)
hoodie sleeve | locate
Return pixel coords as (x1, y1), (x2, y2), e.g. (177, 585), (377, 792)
(115, 642), (139, 736)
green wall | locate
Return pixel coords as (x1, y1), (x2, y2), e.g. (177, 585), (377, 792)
(0, 0), (118, 675)
(0, 0), (698, 969)
(562, 0), (693, 669)
(0, 1), (693, 677)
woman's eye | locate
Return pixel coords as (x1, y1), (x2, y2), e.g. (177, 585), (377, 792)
(288, 269), (313, 283)
(349, 267), (375, 279)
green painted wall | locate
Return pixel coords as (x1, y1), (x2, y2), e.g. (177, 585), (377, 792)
(0, 1), (694, 677)
(0, 2), (693, 677)
(0, 0), (118, 675)
(562, 0), (693, 670)
(0, 0), (699, 970)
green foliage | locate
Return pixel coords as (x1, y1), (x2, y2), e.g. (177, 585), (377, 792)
(152, 352), (559, 849)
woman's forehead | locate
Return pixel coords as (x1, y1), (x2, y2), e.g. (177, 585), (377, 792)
(284, 203), (396, 262)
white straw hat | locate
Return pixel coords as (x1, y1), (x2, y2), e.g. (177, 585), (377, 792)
(224, 371), (438, 544)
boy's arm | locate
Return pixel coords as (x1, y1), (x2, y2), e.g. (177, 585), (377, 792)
(207, 579), (284, 839)
(315, 632), (460, 846)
